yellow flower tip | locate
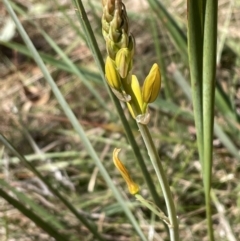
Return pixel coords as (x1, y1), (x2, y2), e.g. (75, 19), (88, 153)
(131, 75), (143, 109)
(112, 148), (139, 195)
(142, 63), (161, 103)
(105, 56), (122, 90)
(115, 48), (132, 78)
(127, 181), (139, 195)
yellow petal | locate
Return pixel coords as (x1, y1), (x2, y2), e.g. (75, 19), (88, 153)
(131, 75), (143, 111)
(142, 63), (161, 103)
(127, 102), (135, 118)
(113, 148), (139, 195)
(126, 75), (144, 117)
(105, 56), (121, 90)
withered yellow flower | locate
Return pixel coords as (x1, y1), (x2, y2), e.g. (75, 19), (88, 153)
(113, 148), (139, 195)
(142, 63), (161, 103)
(105, 56), (121, 90)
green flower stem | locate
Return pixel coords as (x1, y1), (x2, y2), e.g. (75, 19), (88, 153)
(73, 0), (163, 211)
(137, 123), (179, 241)
(135, 194), (170, 225)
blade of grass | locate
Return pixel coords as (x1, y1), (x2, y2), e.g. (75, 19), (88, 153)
(169, 64), (240, 161)
(0, 179), (66, 231)
(0, 41), (101, 84)
(0, 133), (106, 241)
(147, 0), (188, 64)
(187, 0), (204, 171)
(2, 1), (146, 239)
(11, 2), (109, 113)
(149, 15), (172, 100)
(202, 1), (218, 240)
(0, 187), (69, 241)
(154, 97), (240, 161)
(52, 0), (87, 43)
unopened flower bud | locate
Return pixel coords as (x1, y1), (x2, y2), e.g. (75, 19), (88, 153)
(126, 75), (143, 118)
(113, 148), (139, 195)
(118, 30), (129, 49)
(115, 48), (132, 78)
(106, 38), (119, 59)
(142, 63), (161, 103)
(105, 56), (121, 90)
(127, 34), (135, 57)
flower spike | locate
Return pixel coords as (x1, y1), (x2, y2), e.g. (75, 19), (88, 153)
(105, 56), (122, 91)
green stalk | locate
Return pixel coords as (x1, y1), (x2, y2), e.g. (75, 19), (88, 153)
(187, 0), (204, 172)
(202, 1), (218, 240)
(137, 124), (179, 241)
(73, 0), (163, 210)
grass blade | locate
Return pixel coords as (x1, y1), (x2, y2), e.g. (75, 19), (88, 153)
(0, 41), (101, 83)
(147, 0), (188, 64)
(11, 2), (108, 113)
(149, 16), (172, 99)
(0, 179), (66, 231)
(0, 188), (69, 241)
(187, 0), (204, 170)
(202, 1), (218, 240)
(0, 133), (106, 241)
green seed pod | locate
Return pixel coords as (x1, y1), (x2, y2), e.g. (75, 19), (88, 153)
(142, 63), (161, 103)
(105, 56), (122, 90)
(115, 48), (132, 78)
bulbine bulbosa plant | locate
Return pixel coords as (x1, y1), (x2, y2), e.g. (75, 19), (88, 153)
(102, 1), (179, 240)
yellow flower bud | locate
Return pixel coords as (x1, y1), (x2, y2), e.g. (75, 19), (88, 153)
(105, 56), (121, 90)
(113, 148), (139, 195)
(142, 63), (161, 103)
(126, 75), (143, 118)
(115, 48), (132, 78)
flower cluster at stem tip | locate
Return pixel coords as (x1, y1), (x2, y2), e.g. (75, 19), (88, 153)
(102, 0), (161, 125)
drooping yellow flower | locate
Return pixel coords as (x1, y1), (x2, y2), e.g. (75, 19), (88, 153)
(113, 148), (139, 195)
(105, 56), (122, 91)
(142, 63), (161, 103)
